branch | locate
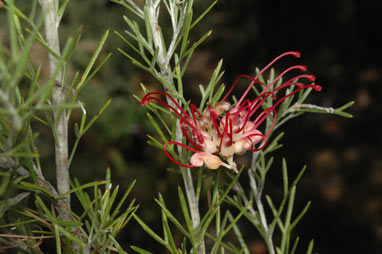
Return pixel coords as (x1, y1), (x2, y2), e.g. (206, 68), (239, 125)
(146, 0), (168, 77)
(39, 0), (71, 219)
(249, 152), (276, 254)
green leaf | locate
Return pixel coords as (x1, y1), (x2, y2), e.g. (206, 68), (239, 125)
(7, 0), (18, 59)
(0, 218), (36, 229)
(155, 194), (190, 241)
(57, 0), (70, 21)
(147, 138), (164, 150)
(198, 166), (244, 242)
(34, 195), (83, 227)
(160, 205), (178, 253)
(306, 239), (314, 254)
(290, 201), (311, 230)
(0, 172), (11, 196)
(123, 17), (153, 55)
(184, 30), (212, 57)
(77, 30), (110, 92)
(211, 84), (226, 106)
(180, 8), (193, 57)
(80, 52), (112, 92)
(118, 48), (150, 71)
(133, 214), (168, 248)
(24, 27), (61, 60)
(266, 195), (285, 234)
(264, 132), (284, 154)
(298, 87), (313, 103)
(175, 65), (183, 96)
(130, 245), (153, 254)
(190, 1), (218, 29)
(82, 98), (112, 134)
(60, 180), (107, 198)
(54, 224), (62, 254)
(292, 165), (307, 187)
(37, 36), (76, 106)
(109, 235), (126, 254)
(144, 7), (153, 49)
(115, 30), (151, 65)
(200, 59), (224, 110)
(178, 187), (196, 245)
(282, 158), (288, 196)
(112, 179), (136, 218)
(205, 232), (240, 254)
(290, 236), (300, 254)
(196, 166), (204, 202)
(221, 201), (252, 239)
(56, 224), (86, 247)
(334, 100), (354, 118)
(211, 211), (229, 254)
(17, 181), (56, 198)
(111, 0), (144, 19)
(146, 112), (168, 144)
(279, 186), (296, 253)
(228, 212), (250, 254)
(285, 186), (296, 227)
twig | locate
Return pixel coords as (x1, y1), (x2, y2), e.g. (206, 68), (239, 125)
(286, 103), (334, 114)
(166, 1), (187, 64)
(39, 0), (71, 218)
(249, 151), (276, 254)
(126, 0), (144, 17)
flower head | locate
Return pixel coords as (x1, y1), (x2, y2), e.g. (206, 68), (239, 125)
(141, 52), (322, 172)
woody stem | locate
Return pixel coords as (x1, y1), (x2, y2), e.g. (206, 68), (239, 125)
(40, 0), (71, 219)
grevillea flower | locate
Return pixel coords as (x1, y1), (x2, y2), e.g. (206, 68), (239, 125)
(140, 51), (322, 173)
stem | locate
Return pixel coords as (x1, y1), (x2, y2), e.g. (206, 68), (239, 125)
(249, 152), (276, 254)
(40, 0), (70, 217)
(146, 1), (205, 252)
(285, 103), (334, 114)
(178, 138), (206, 254)
(146, 0), (167, 70)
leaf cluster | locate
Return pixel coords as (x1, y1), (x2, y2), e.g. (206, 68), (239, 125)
(0, 1), (134, 252)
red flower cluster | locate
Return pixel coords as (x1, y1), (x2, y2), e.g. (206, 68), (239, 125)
(140, 52), (322, 172)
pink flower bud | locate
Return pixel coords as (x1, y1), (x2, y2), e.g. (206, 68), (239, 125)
(190, 152), (230, 170)
(213, 101), (231, 116)
(220, 142), (235, 157)
(234, 138), (252, 154)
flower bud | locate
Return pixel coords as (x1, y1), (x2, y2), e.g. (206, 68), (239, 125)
(198, 118), (211, 130)
(220, 143), (235, 157)
(213, 101), (231, 116)
(234, 138), (252, 154)
(203, 139), (217, 154)
(190, 152), (230, 170)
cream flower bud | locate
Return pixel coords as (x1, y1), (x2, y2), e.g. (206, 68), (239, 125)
(220, 143), (235, 157)
(245, 129), (263, 144)
(242, 121), (263, 144)
(234, 138), (252, 154)
(213, 101), (231, 116)
(203, 139), (217, 154)
(243, 121), (255, 132)
(190, 152), (230, 170)
(198, 118), (211, 130)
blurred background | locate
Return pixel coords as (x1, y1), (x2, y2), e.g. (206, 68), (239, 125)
(2, 0), (381, 253)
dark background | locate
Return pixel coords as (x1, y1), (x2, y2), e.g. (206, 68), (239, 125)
(3, 0), (380, 253)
